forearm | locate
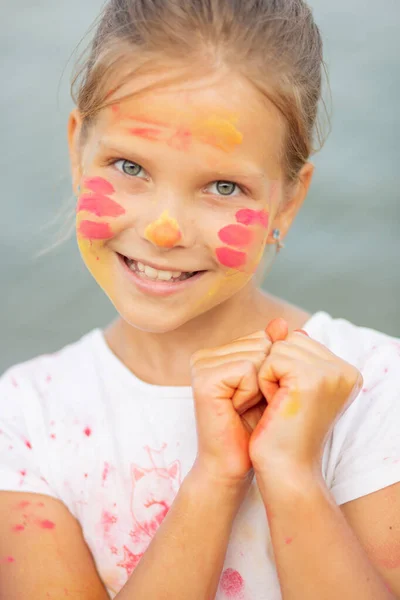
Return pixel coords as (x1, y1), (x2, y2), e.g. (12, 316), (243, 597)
(256, 465), (394, 600)
(116, 466), (250, 600)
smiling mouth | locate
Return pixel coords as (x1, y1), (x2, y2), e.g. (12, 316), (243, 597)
(119, 253), (204, 282)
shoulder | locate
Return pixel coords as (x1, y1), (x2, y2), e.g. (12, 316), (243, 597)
(304, 311), (400, 371)
(0, 328), (103, 415)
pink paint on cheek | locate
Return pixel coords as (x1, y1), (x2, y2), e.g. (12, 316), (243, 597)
(129, 127), (162, 141)
(82, 177), (115, 195)
(235, 208), (269, 228)
(76, 193), (125, 218)
(78, 221), (114, 240)
(218, 224), (254, 247)
(219, 568), (244, 597)
(216, 247), (247, 268)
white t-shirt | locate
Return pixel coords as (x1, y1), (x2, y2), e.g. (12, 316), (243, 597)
(1, 311), (400, 599)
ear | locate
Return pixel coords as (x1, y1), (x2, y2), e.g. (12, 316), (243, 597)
(67, 108), (85, 196)
(266, 162), (315, 244)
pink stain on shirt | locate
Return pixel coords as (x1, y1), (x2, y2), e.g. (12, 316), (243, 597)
(83, 427), (92, 437)
(25, 440), (32, 449)
(102, 462), (110, 486)
(235, 208), (269, 228)
(116, 545), (143, 578)
(82, 177), (115, 195)
(46, 375), (52, 383)
(216, 247), (247, 268)
(219, 568), (244, 598)
(78, 221), (114, 240)
(11, 377), (18, 388)
(218, 224), (254, 247)
(77, 193), (126, 218)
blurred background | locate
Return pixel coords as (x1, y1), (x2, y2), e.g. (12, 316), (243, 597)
(1, 0), (399, 372)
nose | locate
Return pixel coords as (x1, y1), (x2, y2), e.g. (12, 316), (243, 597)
(143, 209), (183, 249)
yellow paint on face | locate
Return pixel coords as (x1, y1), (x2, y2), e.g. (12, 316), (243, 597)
(76, 213), (115, 295)
(281, 390), (301, 418)
(193, 114), (243, 152)
(144, 210), (182, 248)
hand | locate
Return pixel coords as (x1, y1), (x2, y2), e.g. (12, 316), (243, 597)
(248, 318), (364, 474)
(189, 329), (271, 486)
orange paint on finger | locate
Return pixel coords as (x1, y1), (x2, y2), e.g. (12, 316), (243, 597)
(144, 210), (182, 248)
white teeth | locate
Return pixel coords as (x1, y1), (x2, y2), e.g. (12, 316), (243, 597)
(126, 258), (187, 281)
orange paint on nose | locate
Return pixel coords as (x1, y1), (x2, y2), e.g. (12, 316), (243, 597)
(144, 210), (182, 248)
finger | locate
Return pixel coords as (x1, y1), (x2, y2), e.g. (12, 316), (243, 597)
(293, 329), (309, 336)
(265, 317), (288, 343)
(190, 332), (271, 365)
(258, 353), (297, 402)
(234, 388), (264, 415)
(193, 350), (269, 372)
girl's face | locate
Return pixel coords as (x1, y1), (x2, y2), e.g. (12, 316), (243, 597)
(69, 67), (311, 333)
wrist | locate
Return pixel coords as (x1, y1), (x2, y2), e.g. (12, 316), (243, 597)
(188, 460), (254, 503)
(254, 459), (326, 498)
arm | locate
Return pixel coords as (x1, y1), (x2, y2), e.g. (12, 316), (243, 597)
(116, 466), (249, 600)
(256, 465), (398, 600)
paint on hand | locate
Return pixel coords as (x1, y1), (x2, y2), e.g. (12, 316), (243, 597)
(215, 247), (247, 268)
(144, 210), (182, 248)
(235, 208), (269, 228)
(218, 224), (254, 247)
(281, 390), (301, 418)
(77, 193), (125, 218)
(78, 221), (114, 240)
(82, 177), (115, 196)
(194, 115), (243, 152)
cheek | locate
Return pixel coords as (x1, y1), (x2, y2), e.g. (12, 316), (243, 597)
(214, 208), (270, 271)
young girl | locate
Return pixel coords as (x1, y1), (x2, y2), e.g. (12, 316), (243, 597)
(1, 0), (399, 598)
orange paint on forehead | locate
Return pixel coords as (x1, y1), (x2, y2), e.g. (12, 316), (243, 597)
(144, 210), (182, 248)
(193, 115), (243, 152)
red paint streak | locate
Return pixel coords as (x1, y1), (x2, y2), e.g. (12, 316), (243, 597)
(82, 177), (115, 195)
(102, 510), (118, 535)
(126, 115), (167, 127)
(39, 519), (55, 530)
(77, 193), (125, 218)
(83, 427), (92, 437)
(20, 470), (26, 477)
(218, 224), (254, 247)
(78, 221), (114, 240)
(285, 537), (293, 545)
(168, 128), (192, 151)
(216, 247), (247, 268)
(235, 208), (269, 228)
(25, 440), (32, 450)
(129, 127), (162, 141)
(12, 525), (25, 532)
(102, 462), (110, 485)
(219, 568), (244, 597)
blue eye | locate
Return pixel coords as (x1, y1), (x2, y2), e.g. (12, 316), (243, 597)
(209, 180), (240, 196)
(114, 159), (144, 177)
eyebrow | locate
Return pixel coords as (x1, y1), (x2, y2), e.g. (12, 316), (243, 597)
(98, 139), (268, 187)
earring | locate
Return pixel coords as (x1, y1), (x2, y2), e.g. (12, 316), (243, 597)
(272, 228), (285, 252)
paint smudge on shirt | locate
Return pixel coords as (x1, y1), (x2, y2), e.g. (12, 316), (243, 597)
(83, 427), (92, 437)
(219, 568), (245, 598)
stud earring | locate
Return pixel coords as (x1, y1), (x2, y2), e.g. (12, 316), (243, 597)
(272, 228), (285, 252)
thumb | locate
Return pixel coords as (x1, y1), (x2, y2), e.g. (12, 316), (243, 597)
(265, 317), (288, 343)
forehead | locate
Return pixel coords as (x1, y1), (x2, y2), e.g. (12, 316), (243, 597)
(94, 69), (285, 176)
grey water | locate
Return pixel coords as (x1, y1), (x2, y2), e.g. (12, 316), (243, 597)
(1, 0), (399, 372)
